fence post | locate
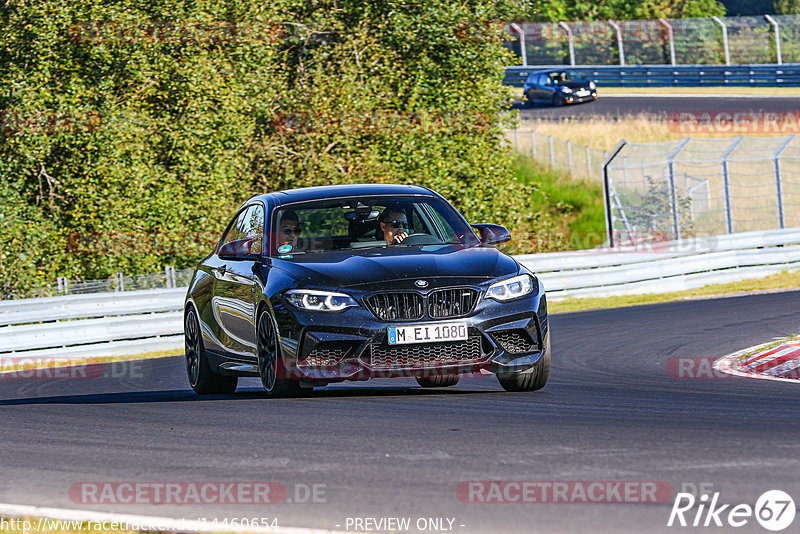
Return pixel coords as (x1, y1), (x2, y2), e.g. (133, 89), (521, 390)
(57, 276), (69, 295)
(530, 130), (536, 159)
(548, 136), (555, 167)
(586, 145), (592, 178)
(567, 140), (573, 174)
(602, 140), (628, 248)
(666, 138), (692, 240)
(509, 23), (527, 66)
(607, 20), (625, 66)
(115, 272), (124, 292)
(165, 265), (176, 288)
(514, 128), (520, 152)
(721, 137), (744, 234)
(773, 134), (795, 229)
(711, 16), (730, 66)
(659, 18), (676, 66)
(765, 15), (782, 65)
(558, 22), (576, 66)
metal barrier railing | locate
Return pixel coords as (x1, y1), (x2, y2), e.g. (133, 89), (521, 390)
(503, 15), (800, 67)
(503, 64), (800, 87)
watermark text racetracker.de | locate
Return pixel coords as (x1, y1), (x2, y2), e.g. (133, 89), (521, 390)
(457, 480), (674, 503)
(69, 481), (326, 505)
(0, 358), (143, 380)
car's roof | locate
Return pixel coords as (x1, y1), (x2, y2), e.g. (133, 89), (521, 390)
(253, 183), (438, 206)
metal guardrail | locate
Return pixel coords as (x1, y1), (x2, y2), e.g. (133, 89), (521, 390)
(2, 227), (799, 361)
(503, 64), (800, 87)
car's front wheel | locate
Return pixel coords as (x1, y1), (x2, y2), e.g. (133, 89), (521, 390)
(552, 94), (565, 107)
(496, 336), (550, 392)
(257, 309), (303, 398)
(185, 308), (238, 394)
(416, 375), (460, 388)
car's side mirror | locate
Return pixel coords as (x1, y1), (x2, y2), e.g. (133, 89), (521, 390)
(471, 224), (511, 246)
(218, 239), (262, 260)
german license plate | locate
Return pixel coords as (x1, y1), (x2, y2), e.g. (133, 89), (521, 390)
(387, 322), (468, 345)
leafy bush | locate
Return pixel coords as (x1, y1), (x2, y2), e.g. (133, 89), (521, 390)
(0, 0), (561, 295)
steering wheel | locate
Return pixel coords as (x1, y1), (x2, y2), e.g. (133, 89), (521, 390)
(395, 233), (443, 246)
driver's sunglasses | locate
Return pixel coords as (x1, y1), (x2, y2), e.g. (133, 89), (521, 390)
(389, 220), (409, 229)
(282, 227), (301, 236)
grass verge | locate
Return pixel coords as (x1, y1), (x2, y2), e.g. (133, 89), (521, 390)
(519, 113), (796, 152)
(515, 156), (606, 249)
(549, 270), (800, 314)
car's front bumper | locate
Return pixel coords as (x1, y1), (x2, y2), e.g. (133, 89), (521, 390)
(270, 282), (549, 382)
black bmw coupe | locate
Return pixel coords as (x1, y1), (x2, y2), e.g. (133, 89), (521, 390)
(184, 184), (550, 396)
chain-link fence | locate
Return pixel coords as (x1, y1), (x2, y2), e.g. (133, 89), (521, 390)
(604, 135), (800, 245)
(3, 266), (194, 300)
(505, 15), (800, 66)
(506, 128), (608, 182)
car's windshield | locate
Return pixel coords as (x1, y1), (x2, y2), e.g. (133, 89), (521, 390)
(549, 70), (581, 83)
(270, 195), (480, 256)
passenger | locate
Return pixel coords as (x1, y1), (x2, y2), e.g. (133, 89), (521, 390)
(378, 207), (409, 245)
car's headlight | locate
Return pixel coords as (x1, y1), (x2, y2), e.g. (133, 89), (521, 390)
(485, 274), (536, 301)
(589, 81), (596, 90)
(285, 290), (358, 312)
(560, 86), (573, 93)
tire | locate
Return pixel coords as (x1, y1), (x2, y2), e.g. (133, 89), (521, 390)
(496, 334), (550, 392)
(552, 94), (565, 107)
(185, 308), (238, 395)
(257, 309), (303, 398)
(416, 375), (460, 388)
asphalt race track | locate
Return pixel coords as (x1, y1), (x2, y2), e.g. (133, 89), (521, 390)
(2, 291), (800, 533)
(516, 95), (800, 120)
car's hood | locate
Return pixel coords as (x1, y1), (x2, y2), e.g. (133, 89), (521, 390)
(271, 245), (519, 289)
(561, 80), (591, 90)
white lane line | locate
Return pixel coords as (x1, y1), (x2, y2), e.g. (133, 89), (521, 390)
(714, 341), (800, 384)
(0, 503), (347, 534)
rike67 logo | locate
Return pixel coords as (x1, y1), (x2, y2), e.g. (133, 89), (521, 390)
(668, 490), (795, 531)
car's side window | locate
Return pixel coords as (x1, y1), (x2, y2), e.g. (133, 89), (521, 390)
(217, 204), (265, 256)
(218, 210), (246, 251)
(240, 204), (265, 254)
(540, 74), (551, 86)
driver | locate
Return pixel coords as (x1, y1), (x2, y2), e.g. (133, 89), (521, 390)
(378, 207), (409, 245)
(277, 210), (301, 251)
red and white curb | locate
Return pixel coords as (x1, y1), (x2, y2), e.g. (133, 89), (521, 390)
(715, 338), (800, 383)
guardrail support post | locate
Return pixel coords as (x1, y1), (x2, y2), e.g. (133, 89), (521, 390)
(509, 23), (527, 66)
(711, 16), (730, 66)
(765, 15), (782, 65)
(659, 18), (677, 66)
(666, 138), (692, 240)
(721, 137), (744, 234)
(608, 20), (625, 66)
(548, 135), (555, 167)
(115, 272), (124, 292)
(772, 134), (794, 229)
(558, 22), (576, 66)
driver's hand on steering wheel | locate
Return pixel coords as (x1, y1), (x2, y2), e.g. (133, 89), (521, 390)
(393, 231), (409, 244)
